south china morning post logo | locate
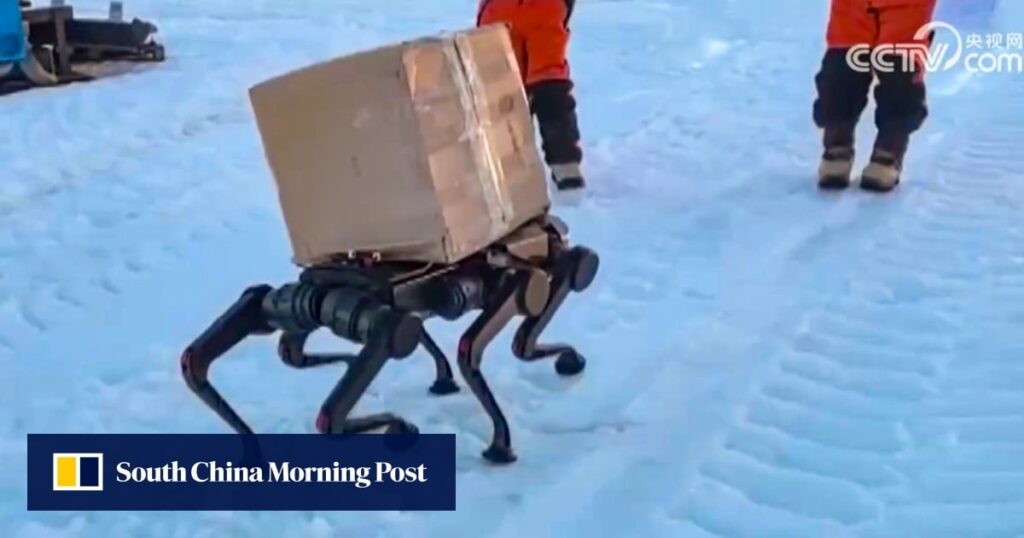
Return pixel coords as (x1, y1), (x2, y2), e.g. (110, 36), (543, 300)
(52, 453), (104, 492)
(28, 434), (456, 511)
(113, 459), (427, 488)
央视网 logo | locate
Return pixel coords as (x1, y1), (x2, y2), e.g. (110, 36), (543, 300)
(52, 453), (103, 491)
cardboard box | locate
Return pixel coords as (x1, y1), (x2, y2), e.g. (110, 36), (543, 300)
(248, 24), (551, 266)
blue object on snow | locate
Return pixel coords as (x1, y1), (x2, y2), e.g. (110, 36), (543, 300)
(0, 0), (27, 64)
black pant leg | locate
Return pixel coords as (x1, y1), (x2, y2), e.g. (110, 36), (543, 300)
(813, 48), (874, 145)
(873, 55), (928, 154)
(528, 79), (583, 166)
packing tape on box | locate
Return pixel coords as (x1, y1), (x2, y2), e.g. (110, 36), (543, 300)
(444, 37), (513, 238)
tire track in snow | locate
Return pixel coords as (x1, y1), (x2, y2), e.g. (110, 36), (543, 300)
(669, 76), (1024, 536)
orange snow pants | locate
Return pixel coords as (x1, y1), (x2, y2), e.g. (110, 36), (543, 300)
(477, 0), (574, 86)
(814, 0), (938, 154)
(827, 0), (938, 49)
(478, 0), (582, 166)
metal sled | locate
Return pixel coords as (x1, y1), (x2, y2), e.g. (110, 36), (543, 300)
(1, 1), (164, 93)
(181, 215), (600, 464)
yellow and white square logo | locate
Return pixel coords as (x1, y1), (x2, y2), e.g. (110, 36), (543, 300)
(52, 453), (104, 491)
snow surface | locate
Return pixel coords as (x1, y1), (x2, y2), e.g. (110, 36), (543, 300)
(3, 0), (1024, 536)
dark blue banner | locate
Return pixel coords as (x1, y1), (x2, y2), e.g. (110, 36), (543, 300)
(27, 434), (456, 511)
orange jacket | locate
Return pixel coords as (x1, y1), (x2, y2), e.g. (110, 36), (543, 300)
(863, 0), (936, 7)
(827, 0), (938, 48)
(477, 0), (573, 86)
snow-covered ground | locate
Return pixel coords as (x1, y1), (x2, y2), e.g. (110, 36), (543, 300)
(3, 0), (1024, 536)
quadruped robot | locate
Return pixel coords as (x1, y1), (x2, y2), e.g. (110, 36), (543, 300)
(181, 214), (599, 463)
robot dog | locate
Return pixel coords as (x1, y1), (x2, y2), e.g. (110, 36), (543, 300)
(181, 214), (599, 464)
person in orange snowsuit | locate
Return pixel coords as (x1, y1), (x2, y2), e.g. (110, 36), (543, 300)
(478, 0), (585, 192)
(814, 0), (938, 192)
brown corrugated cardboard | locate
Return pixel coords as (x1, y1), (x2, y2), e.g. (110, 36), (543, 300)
(248, 24), (550, 266)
